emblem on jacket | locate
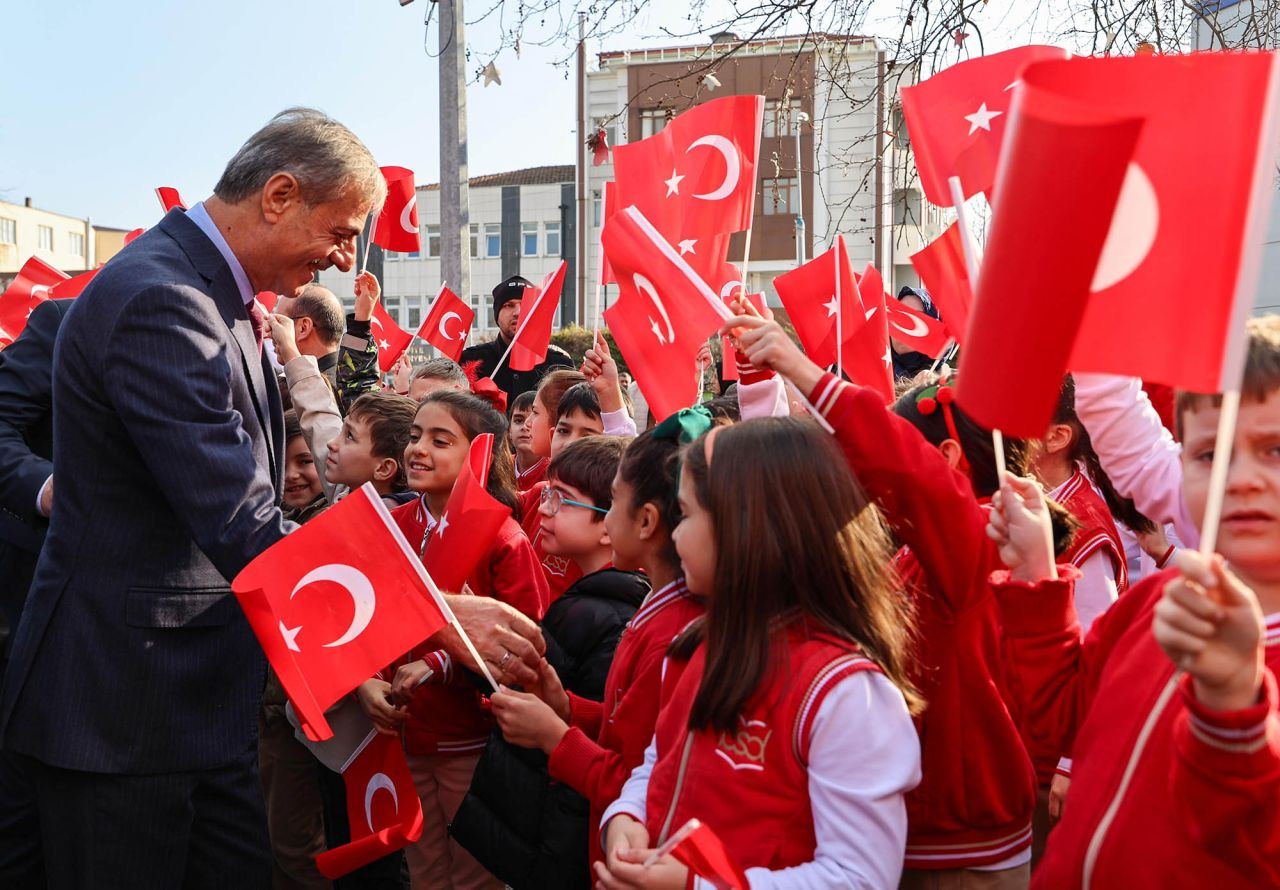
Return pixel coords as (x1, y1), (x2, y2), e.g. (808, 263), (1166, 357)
(715, 718), (771, 771)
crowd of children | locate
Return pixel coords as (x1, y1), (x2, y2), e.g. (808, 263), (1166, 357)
(251, 270), (1280, 890)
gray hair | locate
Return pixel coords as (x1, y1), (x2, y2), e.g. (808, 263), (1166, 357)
(214, 107), (386, 209)
(412, 358), (470, 389)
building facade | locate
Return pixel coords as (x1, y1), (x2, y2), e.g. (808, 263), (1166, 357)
(0, 197), (134, 294)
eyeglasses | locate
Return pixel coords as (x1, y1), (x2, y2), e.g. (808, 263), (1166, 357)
(540, 487), (608, 516)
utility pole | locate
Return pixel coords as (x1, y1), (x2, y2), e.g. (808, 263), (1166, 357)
(438, 0), (471, 309)
(575, 12), (588, 326)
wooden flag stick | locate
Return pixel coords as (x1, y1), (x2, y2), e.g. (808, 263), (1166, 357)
(947, 175), (1006, 481)
(929, 337), (956, 373)
(644, 818), (702, 867)
(489, 281), (548, 380)
(1197, 389), (1242, 556)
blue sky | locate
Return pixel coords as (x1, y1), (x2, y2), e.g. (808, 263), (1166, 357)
(0, 0), (638, 228)
(1, 0), (1054, 230)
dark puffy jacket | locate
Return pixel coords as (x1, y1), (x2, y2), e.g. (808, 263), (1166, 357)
(450, 569), (649, 889)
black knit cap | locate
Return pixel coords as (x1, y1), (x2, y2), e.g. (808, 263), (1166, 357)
(492, 275), (533, 322)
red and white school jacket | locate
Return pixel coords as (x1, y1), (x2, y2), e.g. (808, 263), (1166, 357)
(993, 567), (1280, 888)
(387, 496), (548, 756)
(548, 578), (704, 866)
(516, 455), (548, 492)
(604, 621), (920, 889)
(812, 373), (1038, 869)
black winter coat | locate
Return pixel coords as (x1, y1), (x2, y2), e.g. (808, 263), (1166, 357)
(450, 569), (649, 889)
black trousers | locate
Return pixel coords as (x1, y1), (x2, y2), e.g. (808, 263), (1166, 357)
(24, 749), (271, 889)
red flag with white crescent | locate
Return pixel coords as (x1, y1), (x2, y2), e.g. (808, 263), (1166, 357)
(420, 285), (473, 362)
(509, 260), (567, 372)
(960, 51), (1280, 437)
(910, 223), (972, 345)
(772, 235), (862, 367)
(314, 732), (424, 878)
(370, 299), (415, 373)
(601, 207), (727, 422)
(373, 166), (421, 253)
(900, 45), (1070, 207)
(156, 186), (188, 213)
(847, 263), (894, 404)
(887, 300), (949, 356)
(422, 433), (511, 596)
(0, 257), (69, 348)
(231, 484), (455, 741)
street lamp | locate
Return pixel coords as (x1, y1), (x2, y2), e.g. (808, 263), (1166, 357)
(794, 110), (809, 266)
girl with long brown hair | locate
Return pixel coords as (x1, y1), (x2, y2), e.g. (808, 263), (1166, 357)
(596, 417), (922, 890)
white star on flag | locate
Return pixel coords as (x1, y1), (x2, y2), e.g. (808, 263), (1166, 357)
(677, 239), (697, 255)
(649, 317), (668, 345)
(964, 103), (1003, 136)
(824, 295), (839, 318)
(437, 512), (449, 537)
(882, 346), (892, 368)
(664, 170), (685, 197)
(378, 339), (390, 350)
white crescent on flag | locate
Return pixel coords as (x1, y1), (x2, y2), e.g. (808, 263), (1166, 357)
(687, 135), (740, 202)
(439, 311), (465, 341)
(399, 196), (418, 236)
(278, 564), (377, 651)
(1090, 162), (1159, 294)
(364, 772), (400, 832)
(633, 274), (676, 345)
(719, 279), (744, 301)
(890, 312), (929, 338)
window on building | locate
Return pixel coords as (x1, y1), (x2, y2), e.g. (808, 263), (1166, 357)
(470, 295), (484, 330)
(484, 224), (501, 258)
(407, 306), (422, 330)
(426, 225), (441, 258)
(891, 105), (910, 150)
(522, 222), (539, 257)
(544, 221), (561, 256)
(639, 108), (672, 139)
(762, 99), (789, 138)
(893, 187), (922, 225)
(38, 225), (53, 251)
(762, 178), (798, 215)
(385, 251), (398, 262)
(469, 223), (479, 258)
(69, 232), (85, 258)
(0, 218), (16, 244)
(592, 191), (603, 228)
(382, 296), (402, 329)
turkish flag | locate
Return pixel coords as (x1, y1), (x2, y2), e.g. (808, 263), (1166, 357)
(423, 433), (511, 594)
(910, 223), (972, 344)
(847, 264), (894, 403)
(613, 95), (764, 242)
(314, 732), (424, 879)
(155, 186), (187, 213)
(0, 257), (68, 348)
(602, 207), (727, 422)
(373, 166), (420, 253)
(888, 299), (950, 356)
(600, 181), (618, 286)
(901, 45), (1070, 207)
(124, 228), (145, 245)
(959, 51), (1280, 437)
(370, 299), (414, 374)
(256, 291), (280, 313)
(665, 820), (748, 890)
(47, 268), (97, 300)
(421, 285), (473, 362)
(773, 235), (861, 367)
(509, 260), (567, 372)
(232, 483), (456, 741)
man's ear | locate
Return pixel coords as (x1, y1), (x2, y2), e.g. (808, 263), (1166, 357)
(293, 317), (314, 342)
(261, 172), (300, 223)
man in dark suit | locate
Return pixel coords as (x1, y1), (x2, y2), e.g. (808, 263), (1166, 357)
(0, 108), (383, 888)
(0, 296), (70, 886)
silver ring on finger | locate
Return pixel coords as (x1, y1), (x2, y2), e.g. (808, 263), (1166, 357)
(499, 650), (514, 671)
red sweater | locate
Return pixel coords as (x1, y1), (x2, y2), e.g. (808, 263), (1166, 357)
(518, 481), (583, 603)
(992, 567), (1280, 887)
(547, 578), (704, 864)
(812, 373), (1037, 869)
(643, 623), (878, 870)
(389, 498), (548, 755)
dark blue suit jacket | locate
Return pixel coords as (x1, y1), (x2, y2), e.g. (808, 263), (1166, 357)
(0, 209), (294, 774)
(0, 299), (70, 634)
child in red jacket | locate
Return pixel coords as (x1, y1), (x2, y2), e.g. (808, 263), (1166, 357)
(490, 411), (711, 871)
(727, 309), (1050, 887)
(985, 315), (1280, 887)
(356, 389), (547, 890)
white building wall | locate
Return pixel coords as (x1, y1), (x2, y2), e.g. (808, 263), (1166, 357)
(0, 200), (94, 275)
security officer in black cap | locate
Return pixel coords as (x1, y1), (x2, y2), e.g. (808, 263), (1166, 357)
(458, 274), (574, 401)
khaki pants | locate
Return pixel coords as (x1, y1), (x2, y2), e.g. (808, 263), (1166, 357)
(405, 751), (502, 890)
(257, 702), (332, 890)
(900, 863), (1031, 890)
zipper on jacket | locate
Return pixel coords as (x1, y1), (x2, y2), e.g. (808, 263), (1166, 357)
(1082, 672), (1181, 890)
(656, 733), (695, 845)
